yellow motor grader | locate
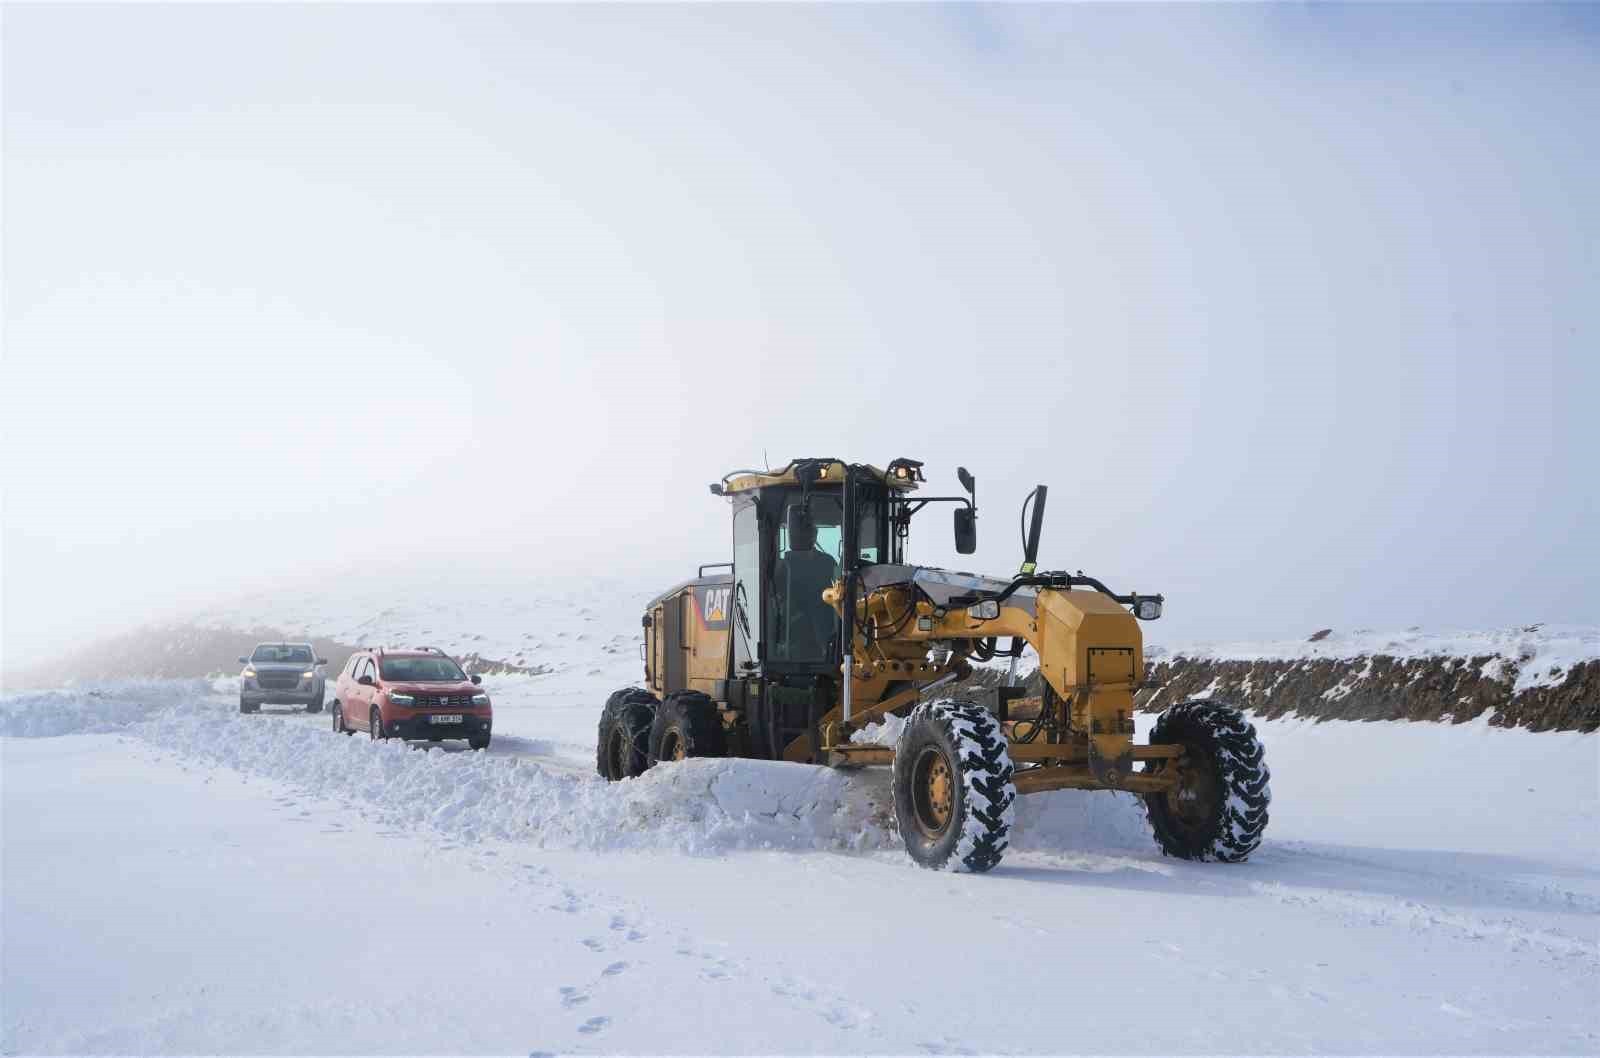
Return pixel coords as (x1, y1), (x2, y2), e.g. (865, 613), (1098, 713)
(597, 458), (1269, 872)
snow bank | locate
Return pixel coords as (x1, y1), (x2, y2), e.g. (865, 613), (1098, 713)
(0, 679), (219, 737)
(1011, 788), (1151, 853)
(2, 680), (1157, 861)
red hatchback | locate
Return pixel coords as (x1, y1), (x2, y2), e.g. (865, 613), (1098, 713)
(332, 648), (492, 750)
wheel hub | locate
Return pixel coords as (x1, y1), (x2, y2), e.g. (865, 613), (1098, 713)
(1166, 749), (1220, 830)
(911, 747), (956, 838)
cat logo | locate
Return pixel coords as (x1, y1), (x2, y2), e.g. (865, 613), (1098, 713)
(699, 586), (732, 628)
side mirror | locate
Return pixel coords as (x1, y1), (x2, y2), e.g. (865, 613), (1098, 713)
(237, 656), (249, 665)
(358, 675), (375, 687)
(957, 466), (975, 496)
(315, 657), (328, 666)
(954, 507), (977, 554)
(470, 674), (482, 685)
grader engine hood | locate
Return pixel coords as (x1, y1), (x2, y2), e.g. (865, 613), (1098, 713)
(857, 564), (1039, 615)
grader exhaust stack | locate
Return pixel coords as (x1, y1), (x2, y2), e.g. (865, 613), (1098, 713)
(597, 457), (1270, 874)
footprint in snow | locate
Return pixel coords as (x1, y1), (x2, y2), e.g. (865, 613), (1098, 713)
(559, 987), (589, 1009)
(577, 1016), (610, 1035)
(582, 938), (605, 952)
(602, 962), (628, 977)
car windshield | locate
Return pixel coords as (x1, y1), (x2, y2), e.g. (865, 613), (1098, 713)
(251, 644), (313, 664)
(380, 656), (467, 683)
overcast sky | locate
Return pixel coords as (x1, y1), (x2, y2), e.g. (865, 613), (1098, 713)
(3, 4), (1596, 665)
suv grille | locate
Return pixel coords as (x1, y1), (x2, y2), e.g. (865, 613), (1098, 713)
(415, 694), (475, 708)
(257, 674), (301, 689)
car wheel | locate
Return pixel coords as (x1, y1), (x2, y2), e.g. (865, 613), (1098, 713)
(468, 734), (491, 751)
(369, 707), (384, 741)
(239, 698), (257, 715)
(306, 697), (323, 714)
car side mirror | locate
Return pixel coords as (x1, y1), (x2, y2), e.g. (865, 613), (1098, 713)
(470, 674), (482, 685)
(954, 507), (977, 554)
(315, 657), (328, 666)
(237, 656), (249, 665)
(358, 675), (375, 687)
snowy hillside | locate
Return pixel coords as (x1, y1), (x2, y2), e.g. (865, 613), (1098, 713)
(189, 571), (656, 680)
(3, 577), (1597, 1054)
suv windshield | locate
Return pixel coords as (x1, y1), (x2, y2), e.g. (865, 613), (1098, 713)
(380, 656), (467, 683)
(252, 644), (313, 664)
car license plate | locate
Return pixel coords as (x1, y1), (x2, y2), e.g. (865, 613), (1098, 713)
(429, 714), (463, 725)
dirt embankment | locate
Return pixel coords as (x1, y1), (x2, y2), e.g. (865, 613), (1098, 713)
(1135, 655), (1598, 733)
(4, 624), (547, 689)
(965, 653), (1597, 733)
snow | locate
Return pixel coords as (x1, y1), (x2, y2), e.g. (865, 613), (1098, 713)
(1149, 624), (1599, 691)
(4, 598), (1599, 1053)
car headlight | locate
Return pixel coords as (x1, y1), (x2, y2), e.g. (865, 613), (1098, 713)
(1135, 598), (1163, 621)
(242, 668), (256, 678)
(389, 692), (416, 705)
(301, 671), (315, 679)
(472, 693), (490, 705)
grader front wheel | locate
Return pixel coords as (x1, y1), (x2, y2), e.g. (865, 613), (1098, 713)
(1141, 699), (1271, 862)
(892, 701), (1016, 873)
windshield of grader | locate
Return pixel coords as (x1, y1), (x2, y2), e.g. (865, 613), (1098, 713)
(769, 490), (884, 664)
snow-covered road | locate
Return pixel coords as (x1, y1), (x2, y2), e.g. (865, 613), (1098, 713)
(3, 671), (1597, 1055)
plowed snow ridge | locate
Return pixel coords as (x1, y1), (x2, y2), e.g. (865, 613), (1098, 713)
(0, 680), (1151, 856)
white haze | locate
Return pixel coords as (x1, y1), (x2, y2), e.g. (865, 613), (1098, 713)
(2, 4), (1596, 666)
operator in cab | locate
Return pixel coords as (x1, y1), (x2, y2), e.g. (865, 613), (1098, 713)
(774, 509), (839, 660)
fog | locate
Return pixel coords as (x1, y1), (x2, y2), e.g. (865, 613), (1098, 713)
(3, 4), (1596, 666)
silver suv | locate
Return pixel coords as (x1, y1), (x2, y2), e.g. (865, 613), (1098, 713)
(238, 643), (328, 714)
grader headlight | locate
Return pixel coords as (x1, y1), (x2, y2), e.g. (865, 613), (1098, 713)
(1136, 598), (1163, 620)
(966, 600), (1000, 621)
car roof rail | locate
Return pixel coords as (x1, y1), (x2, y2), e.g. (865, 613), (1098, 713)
(411, 645), (447, 655)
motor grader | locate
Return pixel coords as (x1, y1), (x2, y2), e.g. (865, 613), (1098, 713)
(597, 457), (1269, 872)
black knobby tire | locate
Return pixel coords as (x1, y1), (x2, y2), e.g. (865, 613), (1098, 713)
(1141, 699), (1270, 862)
(649, 690), (727, 765)
(239, 698), (258, 715)
(370, 707), (385, 741)
(468, 734), (491, 751)
(306, 698), (323, 714)
(596, 688), (657, 781)
(892, 700), (1016, 873)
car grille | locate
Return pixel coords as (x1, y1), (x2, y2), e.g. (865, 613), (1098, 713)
(257, 674), (302, 689)
(415, 694), (475, 708)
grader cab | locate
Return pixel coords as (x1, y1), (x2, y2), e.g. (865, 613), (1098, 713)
(597, 457), (1269, 873)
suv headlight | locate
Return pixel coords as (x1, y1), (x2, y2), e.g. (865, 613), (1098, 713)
(301, 671), (315, 679)
(472, 693), (490, 705)
(242, 668), (256, 678)
(388, 692), (416, 706)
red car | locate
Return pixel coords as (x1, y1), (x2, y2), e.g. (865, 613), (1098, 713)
(331, 647), (492, 750)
